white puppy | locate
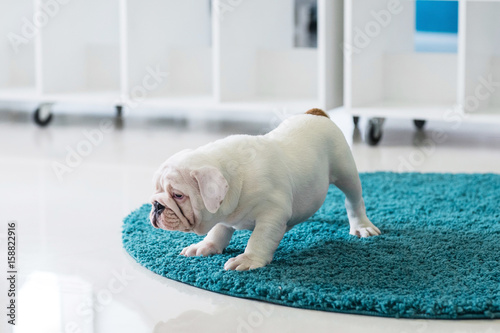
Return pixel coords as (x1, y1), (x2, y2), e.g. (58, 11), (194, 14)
(150, 109), (380, 271)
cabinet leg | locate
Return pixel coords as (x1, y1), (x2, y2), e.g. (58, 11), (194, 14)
(353, 116), (360, 127)
(413, 119), (426, 130)
(366, 118), (384, 146)
(116, 105), (123, 118)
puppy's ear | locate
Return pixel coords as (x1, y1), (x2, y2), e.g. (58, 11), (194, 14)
(191, 166), (229, 214)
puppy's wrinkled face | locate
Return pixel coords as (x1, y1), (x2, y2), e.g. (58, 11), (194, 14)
(149, 151), (229, 235)
(149, 168), (197, 233)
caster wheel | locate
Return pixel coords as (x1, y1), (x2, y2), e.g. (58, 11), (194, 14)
(33, 104), (53, 127)
(413, 119), (426, 130)
(366, 118), (383, 146)
(353, 116), (360, 127)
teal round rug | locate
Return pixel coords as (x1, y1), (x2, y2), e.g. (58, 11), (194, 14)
(122, 172), (500, 319)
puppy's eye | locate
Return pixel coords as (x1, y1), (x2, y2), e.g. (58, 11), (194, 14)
(173, 193), (184, 199)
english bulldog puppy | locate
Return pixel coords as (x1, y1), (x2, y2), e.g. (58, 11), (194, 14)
(150, 108), (380, 271)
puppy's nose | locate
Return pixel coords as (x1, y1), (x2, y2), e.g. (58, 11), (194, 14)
(154, 201), (165, 215)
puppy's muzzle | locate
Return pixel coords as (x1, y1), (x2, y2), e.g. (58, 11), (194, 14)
(149, 193), (193, 231)
(154, 201), (165, 215)
(151, 201), (165, 228)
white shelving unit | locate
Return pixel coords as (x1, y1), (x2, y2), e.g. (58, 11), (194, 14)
(218, 0), (317, 105)
(0, 0), (344, 125)
(126, 0), (213, 106)
(344, 0), (500, 144)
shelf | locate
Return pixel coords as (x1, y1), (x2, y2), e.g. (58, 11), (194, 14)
(137, 94), (214, 109)
(218, 0), (319, 102)
(0, 88), (39, 101)
(463, 1), (500, 114)
(347, 0), (458, 109)
(42, 91), (121, 104)
(40, 0), (121, 94)
(0, 1), (36, 92)
(349, 101), (459, 120)
(126, 0), (212, 99)
(138, 95), (317, 113)
(217, 97), (319, 113)
(349, 101), (500, 124)
(463, 108), (500, 124)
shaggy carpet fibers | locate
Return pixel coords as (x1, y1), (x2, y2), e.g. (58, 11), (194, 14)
(122, 172), (500, 319)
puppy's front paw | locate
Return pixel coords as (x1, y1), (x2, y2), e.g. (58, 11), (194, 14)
(350, 221), (381, 238)
(180, 241), (223, 257)
(224, 253), (268, 271)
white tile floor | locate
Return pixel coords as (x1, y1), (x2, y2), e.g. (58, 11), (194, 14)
(0, 109), (499, 333)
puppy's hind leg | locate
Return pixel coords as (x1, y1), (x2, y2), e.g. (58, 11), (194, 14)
(335, 176), (380, 237)
(329, 148), (381, 238)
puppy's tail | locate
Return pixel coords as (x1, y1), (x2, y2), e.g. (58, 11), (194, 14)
(305, 108), (329, 118)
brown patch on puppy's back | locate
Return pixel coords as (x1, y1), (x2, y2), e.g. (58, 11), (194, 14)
(305, 108), (330, 118)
